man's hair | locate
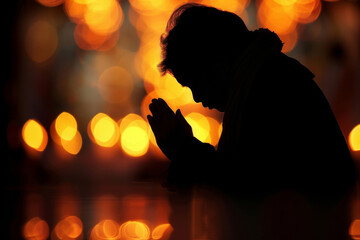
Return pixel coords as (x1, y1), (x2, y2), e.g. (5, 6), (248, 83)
(158, 3), (250, 76)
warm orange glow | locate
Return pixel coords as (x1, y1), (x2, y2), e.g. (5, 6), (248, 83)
(90, 219), (121, 240)
(89, 113), (120, 148)
(129, 0), (175, 16)
(349, 124), (360, 151)
(55, 112), (77, 141)
(151, 223), (173, 240)
(73, 23), (112, 51)
(61, 130), (83, 155)
(22, 119), (48, 152)
(257, 0), (297, 35)
(206, 116), (221, 146)
(185, 113), (211, 143)
(65, 0), (123, 51)
(25, 21), (58, 63)
(120, 221), (150, 240)
(119, 115), (150, 157)
(37, 0), (64, 7)
(64, 0), (88, 24)
(200, 0), (250, 13)
(279, 31), (298, 53)
(54, 216), (83, 240)
(98, 66), (134, 104)
(23, 217), (50, 240)
(350, 219), (360, 240)
(83, 0), (124, 35)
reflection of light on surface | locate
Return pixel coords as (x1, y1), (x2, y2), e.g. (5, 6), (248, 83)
(61, 130), (83, 155)
(98, 66), (134, 104)
(185, 113), (211, 143)
(53, 216), (83, 240)
(349, 124), (360, 151)
(25, 21), (58, 63)
(120, 221), (150, 240)
(55, 112), (77, 141)
(152, 223), (173, 240)
(350, 219), (360, 240)
(23, 217), (50, 240)
(90, 219), (121, 240)
(89, 113), (120, 147)
(36, 0), (64, 7)
(22, 119), (48, 152)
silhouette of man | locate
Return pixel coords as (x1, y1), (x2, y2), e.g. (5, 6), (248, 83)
(147, 3), (356, 196)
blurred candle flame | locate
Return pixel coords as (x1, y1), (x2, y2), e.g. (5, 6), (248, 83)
(349, 124), (360, 151)
(22, 119), (48, 152)
(23, 217), (50, 240)
(53, 216), (83, 240)
(151, 223), (173, 240)
(350, 219), (360, 240)
(119, 114), (150, 157)
(89, 113), (120, 148)
(120, 221), (150, 240)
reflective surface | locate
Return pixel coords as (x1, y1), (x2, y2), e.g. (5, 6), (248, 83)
(7, 179), (360, 240)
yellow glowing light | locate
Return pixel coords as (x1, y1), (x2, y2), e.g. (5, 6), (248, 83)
(349, 124), (360, 151)
(55, 112), (77, 141)
(90, 219), (121, 240)
(22, 119), (48, 152)
(152, 223), (173, 240)
(121, 125), (150, 157)
(25, 21), (58, 63)
(201, 0), (249, 13)
(90, 113), (119, 147)
(185, 113), (211, 143)
(54, 216), (83, 239)
(23, 217), (49, 240)
(84, 0), (124, 35)
(206, 116), (221, 146)
(120, 221), (150, 240)
(61, 130), (82, 155)
(98, 66), (134, 104)
(350, 219), (360, 240)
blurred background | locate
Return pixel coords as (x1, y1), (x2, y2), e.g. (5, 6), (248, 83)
(3, 0), (360, 239)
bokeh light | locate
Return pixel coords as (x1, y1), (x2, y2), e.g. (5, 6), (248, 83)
(23, 217), (50, 240)
(350, 219), (360, 240)
(151, 223), (173, 240)
(89, 113), (120, 148)
(25, 21), (58, 63)
(119, 114), (150, 157)
(120, 221), (150, 240)
(185, 112), (211, 143)
(53, 216), (83, 240)
(349, 124), (360, 151)
(61, 130), (83, 155)
(65, 0), (123, 51)
(98, 66), (134, 104)
(22, 119), (48, 152)
(90, 219), (121, 240)
(55, 112), (77, 141)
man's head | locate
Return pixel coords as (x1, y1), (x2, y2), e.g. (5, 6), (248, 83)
(158, 3), (250, 111)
